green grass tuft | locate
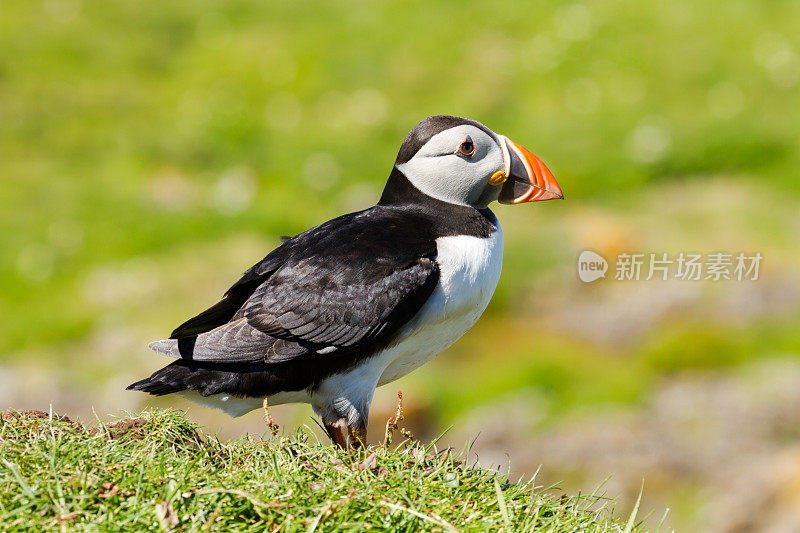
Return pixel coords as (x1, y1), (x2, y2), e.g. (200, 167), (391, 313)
(0, 409), (634, 531)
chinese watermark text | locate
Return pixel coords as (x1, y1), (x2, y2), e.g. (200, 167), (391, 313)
(578, 251), (762, 282)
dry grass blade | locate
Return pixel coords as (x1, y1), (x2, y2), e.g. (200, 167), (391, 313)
(305, 502), (331, 533)
(155, 500), (179, 531)
(383, 390), (404, 446)
(262, 397), (280, 437)
(380, 500), (458, 532)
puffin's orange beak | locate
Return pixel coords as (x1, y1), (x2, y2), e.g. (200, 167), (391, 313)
(497, 137), (563, 204)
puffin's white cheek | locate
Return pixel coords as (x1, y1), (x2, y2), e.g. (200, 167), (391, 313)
(397, 143), (503, 207)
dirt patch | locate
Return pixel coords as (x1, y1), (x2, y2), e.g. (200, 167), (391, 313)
(2, 409), (75, 423)
(1, 410), (216, 458)
(0, 412), (154, 440)
(1, 410), (84, 441)
(1, 410), (85, 435)
(101, 417), (210, 454)
(104, 418), (148, 440)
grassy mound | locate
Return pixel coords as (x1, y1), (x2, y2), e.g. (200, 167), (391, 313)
(0, 409), (637, 531)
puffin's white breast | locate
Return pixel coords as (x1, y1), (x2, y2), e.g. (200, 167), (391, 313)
(377, 222), (504, 385)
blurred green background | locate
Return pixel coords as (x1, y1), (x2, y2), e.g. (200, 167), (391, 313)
(2, 0), (800, 530)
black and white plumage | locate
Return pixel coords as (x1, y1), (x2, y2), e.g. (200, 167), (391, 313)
(128, 115), (563, 448)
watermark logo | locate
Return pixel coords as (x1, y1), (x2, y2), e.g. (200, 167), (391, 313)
(578, 250), (763, 282)
(578, 250), (608, 282)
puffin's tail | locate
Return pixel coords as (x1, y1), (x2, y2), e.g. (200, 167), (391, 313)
(126, 361), (193, 396)
(126, 349), (272, 398)
(126, 360), (265, 417)
(128, 321), (282, 409)
(126, 338), (197, 395)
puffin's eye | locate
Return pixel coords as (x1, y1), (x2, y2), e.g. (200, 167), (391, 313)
(457, 137), (475, 157)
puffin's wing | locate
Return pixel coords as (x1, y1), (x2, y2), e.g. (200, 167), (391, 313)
(169, 212), (364, 340)
(149, 318), (307, 363)
(168, 253), (285, 339)
(150, 249), (437, 363)
(243, 252), (439, 353)
(166, 207), (440, 360)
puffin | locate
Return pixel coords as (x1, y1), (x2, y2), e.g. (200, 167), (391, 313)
(127, 115), (563, 448)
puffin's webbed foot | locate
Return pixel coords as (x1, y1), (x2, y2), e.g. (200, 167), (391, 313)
(324, 418), (367, 449)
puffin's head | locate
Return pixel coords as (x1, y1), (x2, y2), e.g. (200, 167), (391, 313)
(386, 115), (563, 209)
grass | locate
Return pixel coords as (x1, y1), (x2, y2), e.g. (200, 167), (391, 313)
(0, 409), (637, 532)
